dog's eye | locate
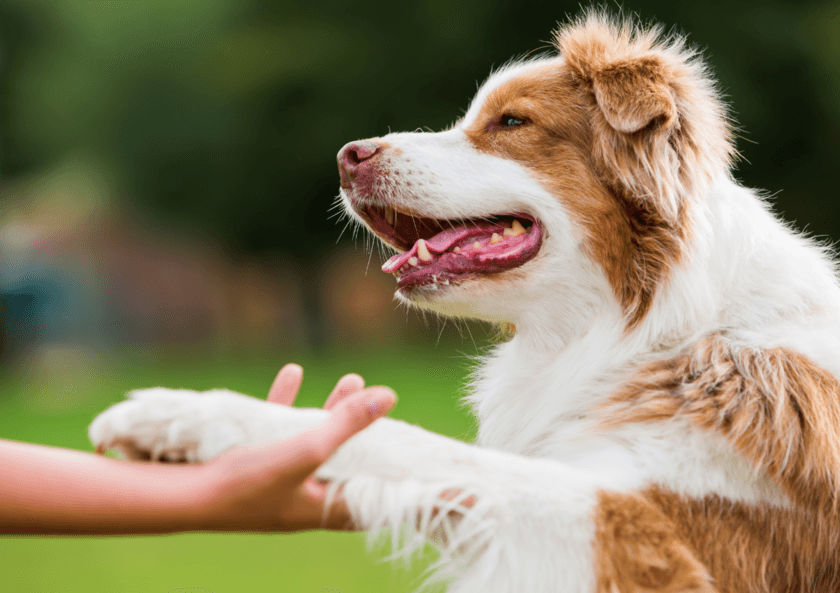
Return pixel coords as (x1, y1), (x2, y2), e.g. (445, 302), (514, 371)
(485, 114), (529, 132)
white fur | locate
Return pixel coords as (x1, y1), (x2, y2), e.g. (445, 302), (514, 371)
(90, 44), (839, 593)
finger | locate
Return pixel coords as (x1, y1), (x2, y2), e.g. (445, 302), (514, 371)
(267, 363), (304, 406)
(323, 373), (365, 410)
(278, 386), (396, 482)
(319, 386), (396, 452)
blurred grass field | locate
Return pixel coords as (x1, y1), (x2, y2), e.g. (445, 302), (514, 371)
(0, 343), (480, 593)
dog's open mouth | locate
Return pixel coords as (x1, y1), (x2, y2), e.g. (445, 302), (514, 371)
(356, 204), (543, 290)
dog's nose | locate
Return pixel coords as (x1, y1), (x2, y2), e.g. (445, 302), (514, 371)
(338, 140), (381, 188)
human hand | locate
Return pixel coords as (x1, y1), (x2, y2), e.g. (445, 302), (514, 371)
(199, 365), (395, 532)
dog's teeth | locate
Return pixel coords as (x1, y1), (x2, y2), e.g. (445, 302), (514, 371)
(417, 239), (432, 261)
(503, 219), (526, 237)
(453, 246), (461, 253)
(409, 257), (418, 266)
(473, 241), (482, 250)
(490, 232), (502, 244)
(385, 206), (395, 226)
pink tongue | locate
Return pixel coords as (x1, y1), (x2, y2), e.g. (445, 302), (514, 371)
(381, 224), (498, 273)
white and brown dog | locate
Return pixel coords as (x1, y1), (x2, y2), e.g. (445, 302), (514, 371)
(90, 13), (840, 592)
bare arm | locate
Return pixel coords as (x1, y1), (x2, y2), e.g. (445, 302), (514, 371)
(0, 437), (214, 534)
(0, 366), (395, 535)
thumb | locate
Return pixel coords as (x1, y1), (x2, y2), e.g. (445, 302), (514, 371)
(322, 386), (396, 446)
(280, 386), (396, 482)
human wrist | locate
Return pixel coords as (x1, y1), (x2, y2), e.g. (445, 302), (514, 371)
(124, 462), (225, 534)
(186, 454), (274, 532)
(185, 461), (240, 531)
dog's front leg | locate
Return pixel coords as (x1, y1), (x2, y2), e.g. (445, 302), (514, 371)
(88, 388), (597, 591)
(89, 388), (716, 593)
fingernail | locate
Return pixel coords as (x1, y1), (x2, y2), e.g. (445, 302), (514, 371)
(365, 388), (396, 415)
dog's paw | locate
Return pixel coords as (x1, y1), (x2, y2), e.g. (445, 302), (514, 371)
(89, 388), (320, 462)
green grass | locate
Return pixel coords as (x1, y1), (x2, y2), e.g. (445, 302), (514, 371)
(0, 344), (480, 593)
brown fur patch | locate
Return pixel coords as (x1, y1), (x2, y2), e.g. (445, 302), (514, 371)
(595, 489), (719, 592)
(462, 15), (736, 326)
(597, 485), (840, 593)
(645, 486), (840, 593)
(597, 335), (840, 591)
(593, 57), (677, 134)
(556, 14), (736, 224)
(606, 335), (840, 513)
(463, 62), (685, 327)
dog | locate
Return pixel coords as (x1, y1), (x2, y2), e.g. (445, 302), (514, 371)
(90, 12), (840, 592)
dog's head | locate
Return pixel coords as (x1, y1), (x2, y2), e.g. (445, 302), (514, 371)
(338, 13), (735, 333)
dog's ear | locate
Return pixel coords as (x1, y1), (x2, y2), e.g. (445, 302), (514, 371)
(591, 57), (677, 134)
(555, 14), (735, 225)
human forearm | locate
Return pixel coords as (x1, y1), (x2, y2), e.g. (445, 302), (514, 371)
(0, 439), (215, 535)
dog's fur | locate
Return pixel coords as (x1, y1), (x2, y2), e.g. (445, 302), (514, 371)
(90, 12), (840, 592)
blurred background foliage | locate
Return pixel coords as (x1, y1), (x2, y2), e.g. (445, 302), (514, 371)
(0, 1), (837, 591)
